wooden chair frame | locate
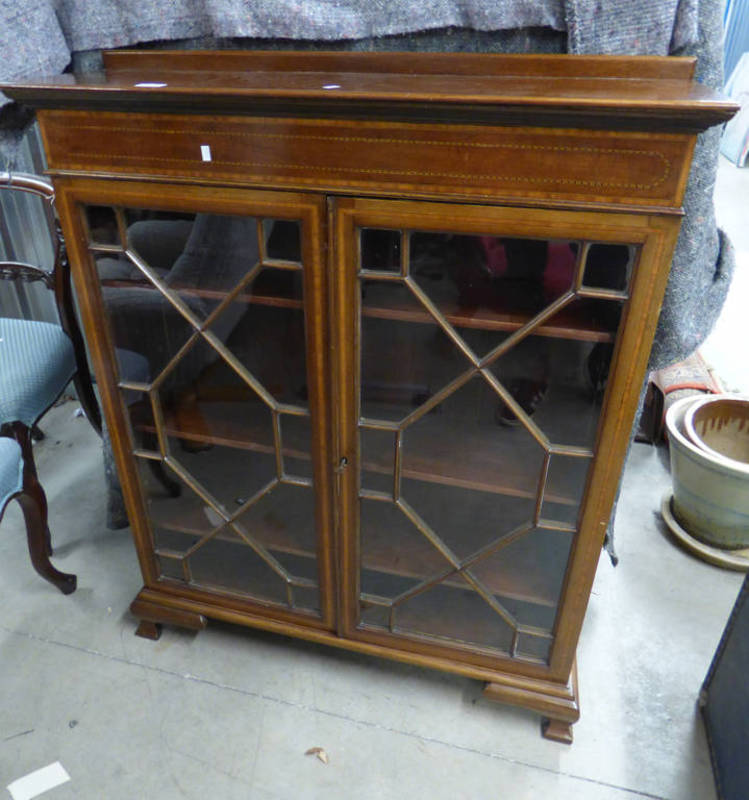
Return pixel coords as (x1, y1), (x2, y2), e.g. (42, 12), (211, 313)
(0, 170), (102, 593)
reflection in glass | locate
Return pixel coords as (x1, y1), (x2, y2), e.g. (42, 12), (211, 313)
(582, 243), (636, 292)
(85, 205), (120, 245)
(360, 427), (396, 494)
(356, 226), (635, 662)
(410, 233), (578, 317)
(264, 219), (301, 262)
(280, 414), (314, 481)
(360, 228), (400, 272)
(396, 579), (516, 652)
(88, 207), (320, 614)
(360, 280), (466, 422)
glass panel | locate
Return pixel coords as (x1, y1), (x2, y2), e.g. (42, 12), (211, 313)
(188, 527), (290, 604)
(169, 220), (258, 323)
(490, 337), (595, 450)
(235, 483), (317, 569)
(360, 498), (443, 599)
(360, 280), (468, 422)
(165, 434), (276, 511)
(152, 525), (202, 555)
(252, 266), (304, 302)
(264, 219), (301, 262)
(360, 427), (396, 494)
(122, 391), (156, 454)
(409, 232), (578, 324)
(223, 290), (308, 407)
(360, 228), (401, 273)
(400, 375), (547, 511)
(123, 210), (194, 278)
(281, 413), (314, 481)
(395, 578), (516, 653)
(582, 243), (635, 293)
(293, 586), (321, 614)
(469, 527), (574, 630)
(360, 602), (391, 628)
(85, 205), (120, 245)
(87, 205), (321, 616)
(487, 300), (623, 451)
(355, 220), (636, 661)
(517, 634), (552, 662)
(102, 281), (196, 380)
(543, 454), (590, 526)
(135, 456), (220, 588)
(157, 554), (186, 582)
(401, 480), (536, 562)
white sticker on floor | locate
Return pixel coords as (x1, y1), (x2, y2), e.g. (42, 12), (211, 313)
(7, 762), (70, 800)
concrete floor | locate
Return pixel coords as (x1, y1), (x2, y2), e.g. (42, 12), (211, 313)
(1, 160), (747, 799)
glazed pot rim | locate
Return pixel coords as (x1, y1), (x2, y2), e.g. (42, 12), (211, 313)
(666, 394), (749, 477)
(684, 394), (749, 468)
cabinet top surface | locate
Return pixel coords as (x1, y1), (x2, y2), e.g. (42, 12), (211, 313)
(2, 51), (736, 131)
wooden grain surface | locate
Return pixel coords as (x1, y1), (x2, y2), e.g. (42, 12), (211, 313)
(3, 51), (735, 132)
(103, 50), (698, 81)
(39, 110), (695, 210)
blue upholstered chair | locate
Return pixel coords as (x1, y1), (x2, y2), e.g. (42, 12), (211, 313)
(0, 171), (102, 593)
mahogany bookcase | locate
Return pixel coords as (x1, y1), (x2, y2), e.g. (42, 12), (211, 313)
(3, 50), (735, 742)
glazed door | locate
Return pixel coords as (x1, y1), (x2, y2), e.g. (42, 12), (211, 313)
(58, 182), (335, 628)
(333, 196), (661, 673)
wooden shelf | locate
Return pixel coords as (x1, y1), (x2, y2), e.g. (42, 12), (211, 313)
(149, 486), (566, 611)
(137, 402), (574, 611)
(156, 516), (315, 565)
(359, 494), (570, 609)
(362, 275), (617, 342)
(364, 422), (582, 506)
(101, 277), (614, 342)
(139, 399), (577, 609)
(101, 279), (304, 312)
(130, 398), (587, 507)
(137, 402), (309, 461)
(363, 295), (614, 342)
(362, 586), (552, 661)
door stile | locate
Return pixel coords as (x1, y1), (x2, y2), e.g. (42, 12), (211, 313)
(329, 198), (362, 637)
(297, 194), (337, 628)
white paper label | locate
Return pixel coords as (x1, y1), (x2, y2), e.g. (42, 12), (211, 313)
(200, 145), (212, 162)
(7, 762), (71, 800)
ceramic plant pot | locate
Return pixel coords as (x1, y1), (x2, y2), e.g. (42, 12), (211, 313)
(666, 395), (749, 549)
(684, 395), (749, 466)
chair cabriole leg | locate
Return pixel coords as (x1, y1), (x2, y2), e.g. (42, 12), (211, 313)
(17, 477), (76, 595)
(6, 420), (77, 594)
